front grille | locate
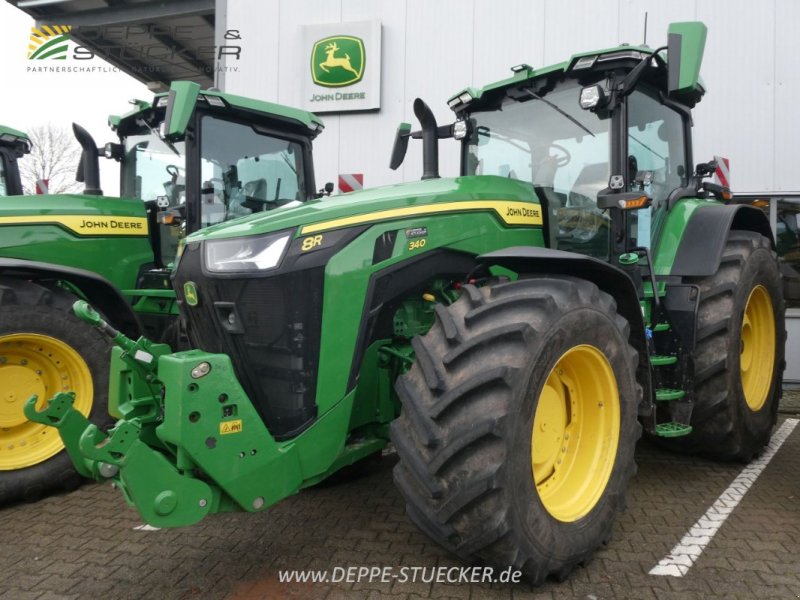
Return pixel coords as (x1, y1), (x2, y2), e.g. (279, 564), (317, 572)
(174, 243), (322, 439)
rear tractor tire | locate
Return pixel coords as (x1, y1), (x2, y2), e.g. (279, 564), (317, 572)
(0, 279), (112, 503)
(661, 231), (785, 461)
(391, 277), (641, 584)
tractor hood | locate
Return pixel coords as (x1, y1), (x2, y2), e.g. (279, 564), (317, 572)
(0, 193), (145, 219)
(185, 175), (541, 244)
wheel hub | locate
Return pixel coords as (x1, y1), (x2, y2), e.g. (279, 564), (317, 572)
(0, 334), (93, 470)
(0, 366), (45, 428)
(740, 285), (775, 411)
(531, 344), (620, 522)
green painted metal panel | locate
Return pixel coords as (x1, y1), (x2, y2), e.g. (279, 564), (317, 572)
(667, 22), (707, 95)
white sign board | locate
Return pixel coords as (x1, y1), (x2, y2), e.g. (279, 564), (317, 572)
(301, 20), (381, 113)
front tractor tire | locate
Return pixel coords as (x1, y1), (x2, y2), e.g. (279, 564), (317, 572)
(391, 277), (641, 584)
(662, 231), (785, 461)
(0, 280), (112, 503)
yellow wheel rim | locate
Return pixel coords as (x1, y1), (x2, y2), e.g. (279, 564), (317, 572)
(740, 285), (775, 411)
(0, 334), (93, 470)
(531, 344), (620, 522)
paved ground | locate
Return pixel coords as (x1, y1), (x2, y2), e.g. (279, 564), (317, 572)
(2, 394), (800, 600)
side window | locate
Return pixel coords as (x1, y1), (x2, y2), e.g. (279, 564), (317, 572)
(627, 90), (688, 248)
(627, 91), (687, 208)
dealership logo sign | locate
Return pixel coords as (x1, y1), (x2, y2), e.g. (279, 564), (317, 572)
(311, 36), (365, 87)
(302, 21), (381, 112)
(28, 25), (71, 60)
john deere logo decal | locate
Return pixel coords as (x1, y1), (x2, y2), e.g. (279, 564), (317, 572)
(184, 282), (199, 306)
(28, 26), (71, 60)
(311, 36), (365, 87)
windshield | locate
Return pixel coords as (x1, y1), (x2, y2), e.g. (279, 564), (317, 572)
(464, 80), (612, 259)
(200, 116), (307, 228)
(121, 130), (187, 205)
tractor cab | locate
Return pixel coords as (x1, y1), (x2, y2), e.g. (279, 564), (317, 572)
(97, 82), (324, 270)
(0, 125), (30, 197)
(447, 24), (708, 266)
(390, 24), (712, 268)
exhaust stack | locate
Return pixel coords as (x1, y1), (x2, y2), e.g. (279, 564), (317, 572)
(72, 123), (102, 196)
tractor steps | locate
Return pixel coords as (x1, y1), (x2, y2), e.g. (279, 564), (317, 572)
(654, 421), (693, 437)
(655, 388), (686, 401)
(650, 354), (677, 366)
(653, 322), (670, 332)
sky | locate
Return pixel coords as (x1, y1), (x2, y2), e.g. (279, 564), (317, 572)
(0, 2), (150, 194)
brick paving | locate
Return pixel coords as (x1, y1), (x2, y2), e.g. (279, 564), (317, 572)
(1, 412), (799, 599)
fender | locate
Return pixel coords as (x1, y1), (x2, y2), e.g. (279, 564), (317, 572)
(477, 246), (652, 410)
(670, 204), (774, 277)
(0, 258), (141, 338)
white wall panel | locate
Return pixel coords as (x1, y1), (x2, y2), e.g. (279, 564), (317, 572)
(694, 0), (775, 192)
(222, 0), (797, 193)
(542, 0), (619, 65)
(472, 0), (544, 86)
(774, 0), (800, 191)
(334, 0), (408, 189)
(222, 0), (280, 101)
(617, 0), (696, 48)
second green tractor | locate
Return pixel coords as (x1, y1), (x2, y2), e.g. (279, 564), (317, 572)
(31, 22), (784, 584)
(0, 85), (325, 503)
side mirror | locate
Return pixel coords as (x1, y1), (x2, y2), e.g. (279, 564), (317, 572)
(162, 81), (201, 141)
(316, 182), (334, 198)
(389, 122), (411, 170)
(667, 22), (707, 97)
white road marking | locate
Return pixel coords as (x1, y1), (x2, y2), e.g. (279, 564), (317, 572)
(133, 524), (161, 531)
(649, 418), (798, 577)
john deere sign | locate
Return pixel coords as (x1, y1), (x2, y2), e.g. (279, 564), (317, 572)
(302, 21), (381, 113)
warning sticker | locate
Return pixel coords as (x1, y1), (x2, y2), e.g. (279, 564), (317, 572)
(220, 419), (243, 435)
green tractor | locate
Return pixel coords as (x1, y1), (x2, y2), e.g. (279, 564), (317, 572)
(0, 84), (325, 503)
(30, 22), (784, 583)
(0, 125), (30, 197)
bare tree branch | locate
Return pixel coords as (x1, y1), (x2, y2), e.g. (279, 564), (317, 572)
(19, 124), (83, 195)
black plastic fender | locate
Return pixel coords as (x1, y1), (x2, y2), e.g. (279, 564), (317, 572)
(670, 204), (774, 277)
(477, 246), (652, 413)
(0, 258), (141, 338)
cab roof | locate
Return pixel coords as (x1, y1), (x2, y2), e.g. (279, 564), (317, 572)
(447, 43), (705, 111)
(108, 87), (324, 133)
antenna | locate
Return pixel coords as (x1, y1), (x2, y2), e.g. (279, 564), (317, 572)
(643, 12), (648, 45)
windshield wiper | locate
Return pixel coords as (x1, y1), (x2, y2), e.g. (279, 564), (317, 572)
(522, 88), (595, 138)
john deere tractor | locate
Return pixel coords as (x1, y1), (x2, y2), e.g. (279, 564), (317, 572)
(0, 84), (324, 503)
(0, 125), (29, 197)
(30, 22), (784, 584)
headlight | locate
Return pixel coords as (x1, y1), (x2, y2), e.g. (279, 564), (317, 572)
(453, 119), (469, 140)
(204, 232), (291, 273)
(579, 85), (605, 110)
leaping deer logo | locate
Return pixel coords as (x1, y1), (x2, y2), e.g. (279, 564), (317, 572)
(311, 35), (365, 87)
(319, 42), (359, 77)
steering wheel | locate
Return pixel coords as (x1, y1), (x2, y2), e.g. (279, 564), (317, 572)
(549, 143), (571, 167)
(166, 164), (182, 178)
